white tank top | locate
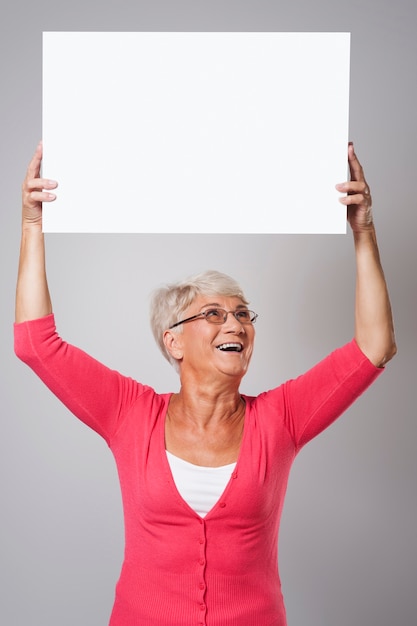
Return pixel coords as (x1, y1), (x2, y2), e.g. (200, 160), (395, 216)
(166, 451), (237, 518)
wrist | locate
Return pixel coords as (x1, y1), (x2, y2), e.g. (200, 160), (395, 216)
(352, 225), (381, 266)
(21, 221), (44, 236)
(352, 223), (377, 243)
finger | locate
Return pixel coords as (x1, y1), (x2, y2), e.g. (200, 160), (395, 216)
(25, 190), (57, 203)
(335, 180), (369, 195)
(25, 178), (58, 192)
(338, 192), (371, 207)
(25, 141), (43, 180)
(348, 142), (365, 182)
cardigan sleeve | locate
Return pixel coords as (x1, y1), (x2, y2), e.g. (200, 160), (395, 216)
(14, 314), (149, 445)
(260, 339), (383, 450)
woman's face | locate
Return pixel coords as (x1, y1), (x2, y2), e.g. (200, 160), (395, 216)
(167, 294), (255, 382)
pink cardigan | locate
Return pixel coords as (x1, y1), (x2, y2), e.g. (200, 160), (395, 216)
(14, 315), (382, 626)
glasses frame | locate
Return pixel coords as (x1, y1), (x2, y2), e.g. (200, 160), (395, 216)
(169, 308), (258, 329)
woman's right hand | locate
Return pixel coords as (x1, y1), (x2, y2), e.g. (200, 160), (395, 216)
(22, 141), (57, 228)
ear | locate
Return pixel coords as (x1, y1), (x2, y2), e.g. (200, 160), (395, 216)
(163, 329), (184, 362)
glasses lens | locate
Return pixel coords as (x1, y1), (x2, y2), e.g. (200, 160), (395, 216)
(203, 308), (257, 324)
(234, 310), (256, 323)
(203, 308), (226, 324)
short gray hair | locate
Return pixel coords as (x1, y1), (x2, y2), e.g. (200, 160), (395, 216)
(150, 270), (249, 368)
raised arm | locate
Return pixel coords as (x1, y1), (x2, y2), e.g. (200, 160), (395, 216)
(336, 143), (397, 367)
(14, 144), (148, 442)
(15, 141), (57, 323)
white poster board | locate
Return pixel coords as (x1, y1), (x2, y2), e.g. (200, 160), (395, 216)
(42, 32), (350, 234)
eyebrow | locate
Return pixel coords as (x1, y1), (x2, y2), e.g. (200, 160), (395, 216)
(199, 302), (248, 311)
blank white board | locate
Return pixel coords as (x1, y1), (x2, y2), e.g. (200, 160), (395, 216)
(42, 32), (350, 234)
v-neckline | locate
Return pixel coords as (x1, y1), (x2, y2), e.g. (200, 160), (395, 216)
(160, 393), (248, 520)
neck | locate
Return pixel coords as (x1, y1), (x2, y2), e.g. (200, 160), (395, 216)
(170, 379), (243, 429)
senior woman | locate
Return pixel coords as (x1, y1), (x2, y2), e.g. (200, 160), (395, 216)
(15, 142), (396, 626)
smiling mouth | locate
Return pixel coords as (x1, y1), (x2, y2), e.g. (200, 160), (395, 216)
(216, 343), (243, 352)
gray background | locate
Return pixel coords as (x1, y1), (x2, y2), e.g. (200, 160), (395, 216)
(1, 1), (415, 624)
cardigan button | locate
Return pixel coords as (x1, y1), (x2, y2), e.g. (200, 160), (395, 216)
(219, 502), (226, 508)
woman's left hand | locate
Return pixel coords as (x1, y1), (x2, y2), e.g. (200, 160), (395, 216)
(336, 142), (373, 233)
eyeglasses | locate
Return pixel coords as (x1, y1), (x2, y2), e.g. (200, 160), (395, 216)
(169, 308), (258, 329)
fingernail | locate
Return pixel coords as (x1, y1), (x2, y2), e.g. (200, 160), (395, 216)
(48, 180), (58, 187)
(47, 193), (56, 199)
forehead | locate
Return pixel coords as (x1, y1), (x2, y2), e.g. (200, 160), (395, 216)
(189, 294), (247, 311)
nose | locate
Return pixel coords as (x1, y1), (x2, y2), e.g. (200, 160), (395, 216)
(223, 311), (245, 331)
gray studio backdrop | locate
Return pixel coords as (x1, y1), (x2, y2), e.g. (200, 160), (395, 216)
(1, 1), (416, 625)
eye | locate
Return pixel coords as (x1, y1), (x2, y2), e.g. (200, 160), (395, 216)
(235, 310), (251, 321)
(204, 308), (223, 320)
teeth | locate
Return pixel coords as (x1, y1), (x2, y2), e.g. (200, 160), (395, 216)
(217, 343), (242, 352)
